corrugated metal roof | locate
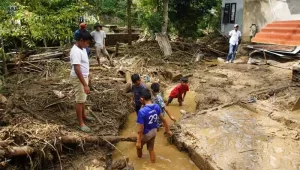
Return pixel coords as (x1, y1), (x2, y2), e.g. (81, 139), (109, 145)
(252, 20), (300, 46)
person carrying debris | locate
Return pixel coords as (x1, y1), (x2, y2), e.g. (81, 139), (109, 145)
(70, 30), (95, 133)
(131, 74), (146, 114)
(226, 24), (242, 64)
(166, 77), (189, 106)
(74, 23), (91, 57)
(136, 88), (172, 163)
(91, 23), (111, 66)
(151, 83), (176, 128)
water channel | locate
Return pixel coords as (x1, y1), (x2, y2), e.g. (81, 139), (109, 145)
(113, 89), (199, 170)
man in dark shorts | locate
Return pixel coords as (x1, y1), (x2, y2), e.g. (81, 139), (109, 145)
(136, 88), (172, 163)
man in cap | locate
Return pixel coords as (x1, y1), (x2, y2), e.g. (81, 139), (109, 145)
(226, 24), (242, 63)
(91, 23), (112, 66)
(74, 23), (91, 57)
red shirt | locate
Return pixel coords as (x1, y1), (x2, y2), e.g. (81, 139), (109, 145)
(169, 84), (189, 98)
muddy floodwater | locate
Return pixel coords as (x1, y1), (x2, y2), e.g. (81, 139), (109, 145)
(113, 89), (198, 170)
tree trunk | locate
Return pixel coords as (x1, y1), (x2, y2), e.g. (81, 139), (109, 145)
(127, 0), (132, 45)
(162, 0), (169, 35)
(1, 38), (8, 75)
(43, 36), (47, 47)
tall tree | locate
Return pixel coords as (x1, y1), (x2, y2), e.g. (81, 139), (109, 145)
(161, 0), (168, 35)
(127, 0), (132, 45)
(169, 0), (218, 38)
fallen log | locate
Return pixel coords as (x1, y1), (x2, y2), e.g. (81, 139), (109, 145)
(0, 140), (13, 147)
(60, 136), (137, 145)
(99, 77), (126, 82)
(0, 136), (137, 158)
(90, 67), (107, 71)
(0, 146), (34, 157)
(29, 52), (64, 61)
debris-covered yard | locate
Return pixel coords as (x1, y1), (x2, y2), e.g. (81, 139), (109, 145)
(0, 38), (299, 170)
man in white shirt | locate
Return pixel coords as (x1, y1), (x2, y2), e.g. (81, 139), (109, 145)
(70, 30), (94, 132)
(91, 24), (111, 66)
(226, 24), (242, 63)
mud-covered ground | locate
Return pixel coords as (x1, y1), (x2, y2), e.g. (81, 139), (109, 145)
(173, 54), (300, 169)
(0, 40), (209, 169)
(1, 39), (299, 170)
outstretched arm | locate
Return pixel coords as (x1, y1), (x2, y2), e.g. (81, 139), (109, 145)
(183, 92), (187, 101)
(163, 107), (176, 122)
(159, 114), (172, 136)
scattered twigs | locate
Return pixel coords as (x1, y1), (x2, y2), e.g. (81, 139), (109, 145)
(44, 99), (66, 109)
(15, 102), (46, 122)
(87, 107), (102, 124)
(207, 46), (227, 55)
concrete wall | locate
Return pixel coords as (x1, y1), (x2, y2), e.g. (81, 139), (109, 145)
(221, 0), (244, 35)
(243, 0), (300, 41)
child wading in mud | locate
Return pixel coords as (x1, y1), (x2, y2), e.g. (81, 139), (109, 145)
(151, 83), (176, 128)
(131, 74), (146, 114)
(136, 88), (172, 163)
(166, 77), (189, 106)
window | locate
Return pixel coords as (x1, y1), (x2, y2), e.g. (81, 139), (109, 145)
(223, 3), (237, 24)
(223, 3), (230, 24)
(230, 3), (236, 23)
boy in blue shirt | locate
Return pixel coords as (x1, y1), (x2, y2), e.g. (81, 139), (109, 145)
(151, 83), (176, 128)
(131, 74), (146, 114)
(136, 88), (172, 163)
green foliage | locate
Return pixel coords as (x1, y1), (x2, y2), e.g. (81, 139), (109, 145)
(0, 0), (90, 48)
(0, 0), (222, 49)
(135, 0), (163, 33)
(169, 0), (219, 38)
(135, 0), (221, 38)
(88, 0), (127, 24)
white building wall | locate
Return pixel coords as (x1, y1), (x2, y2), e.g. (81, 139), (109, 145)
(221, 0), (244, 35)
(242, 0), (300, 41)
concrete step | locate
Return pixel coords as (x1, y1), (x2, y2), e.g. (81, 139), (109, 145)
(255, 33), (300, 41)
(261, 27), (300, 34)
(252, 20), (300, 46)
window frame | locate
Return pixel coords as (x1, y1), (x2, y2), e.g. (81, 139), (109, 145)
(230, 3), (237, 24)
(223, 3), (231, 24)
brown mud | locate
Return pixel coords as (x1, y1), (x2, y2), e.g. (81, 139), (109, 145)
(113, 88), (197, 170)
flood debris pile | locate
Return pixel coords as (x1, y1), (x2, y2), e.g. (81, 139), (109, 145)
(0, 47), (139, 169)
(0, 38), (220, 169)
